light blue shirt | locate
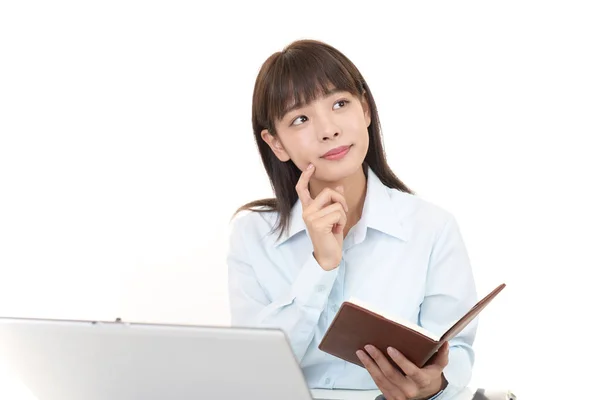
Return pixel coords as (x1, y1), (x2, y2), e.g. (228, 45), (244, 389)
(227, 167), (478, 400)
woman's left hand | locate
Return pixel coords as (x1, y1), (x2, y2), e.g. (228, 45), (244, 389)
(356, 341), (449, 400)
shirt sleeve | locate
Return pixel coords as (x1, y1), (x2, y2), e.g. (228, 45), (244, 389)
(226, 215), (338, 362)
(419, 214), (478, 400)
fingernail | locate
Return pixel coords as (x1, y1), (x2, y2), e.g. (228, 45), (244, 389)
(365, 345), (375, 354)
(387, 347), (398, 356)
(307, 163), (314, 170)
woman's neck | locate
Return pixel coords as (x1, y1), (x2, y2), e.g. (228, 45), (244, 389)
(308, 166), (367, 236)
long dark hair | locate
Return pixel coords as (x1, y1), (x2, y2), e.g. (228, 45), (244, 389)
(235, 39), (413, 239)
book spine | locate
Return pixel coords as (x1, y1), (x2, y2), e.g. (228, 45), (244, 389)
(420, 342), (444, 367)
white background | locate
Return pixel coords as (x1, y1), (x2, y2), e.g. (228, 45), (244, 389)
(1, 1), (599, 398)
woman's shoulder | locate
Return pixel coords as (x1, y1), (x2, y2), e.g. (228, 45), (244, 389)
(386, 188), (459, 234)
(228, 207), (279, 243)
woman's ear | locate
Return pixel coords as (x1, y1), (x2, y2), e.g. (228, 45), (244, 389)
(261, 129), (291, 162)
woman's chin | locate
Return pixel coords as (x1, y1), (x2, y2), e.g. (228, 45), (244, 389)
(313, 159), (365, 183)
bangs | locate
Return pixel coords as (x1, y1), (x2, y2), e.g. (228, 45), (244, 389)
(264, 45), (363, 124)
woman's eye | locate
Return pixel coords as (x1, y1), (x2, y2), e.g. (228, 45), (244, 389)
(292, 116), (308, 126)
(333, 100), (348, 109)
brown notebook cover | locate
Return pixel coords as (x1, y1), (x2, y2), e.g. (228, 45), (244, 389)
(318, 283), (506, 369)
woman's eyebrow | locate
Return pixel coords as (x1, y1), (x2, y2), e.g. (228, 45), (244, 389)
(282, 101), (304, 116)
(282, 89), (346, 116)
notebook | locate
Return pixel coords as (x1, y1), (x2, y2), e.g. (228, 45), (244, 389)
(319, 283), (506, 369)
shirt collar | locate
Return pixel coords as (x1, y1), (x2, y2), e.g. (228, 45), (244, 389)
(353, 166), (409, 243)
(274, 198), (305, 246)
(274, 166), (408, 247)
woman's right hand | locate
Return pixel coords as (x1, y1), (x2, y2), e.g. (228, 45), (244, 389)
(296, 163), (348, 271)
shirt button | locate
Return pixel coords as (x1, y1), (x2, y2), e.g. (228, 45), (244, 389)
(324, 378), (331, 384)
(316, 285), (326, 292)
(331, 304), (339, 313)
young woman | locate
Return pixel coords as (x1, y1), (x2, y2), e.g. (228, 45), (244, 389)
(227, 39), (478, 400)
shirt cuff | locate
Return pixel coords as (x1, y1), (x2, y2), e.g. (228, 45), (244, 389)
(290, 253), (339, 309)
(428, 389), (445, 399)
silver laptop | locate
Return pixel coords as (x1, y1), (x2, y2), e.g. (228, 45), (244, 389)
(0, 316), (325, 400)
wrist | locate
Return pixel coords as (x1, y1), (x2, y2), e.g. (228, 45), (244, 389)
(415, 373), (447, 400)
(312, 251), (340, 270)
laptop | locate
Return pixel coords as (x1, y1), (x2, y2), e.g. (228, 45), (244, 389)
(0, 316), (352, 400)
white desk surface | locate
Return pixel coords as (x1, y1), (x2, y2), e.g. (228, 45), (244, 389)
(310, 387), (475, 400)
